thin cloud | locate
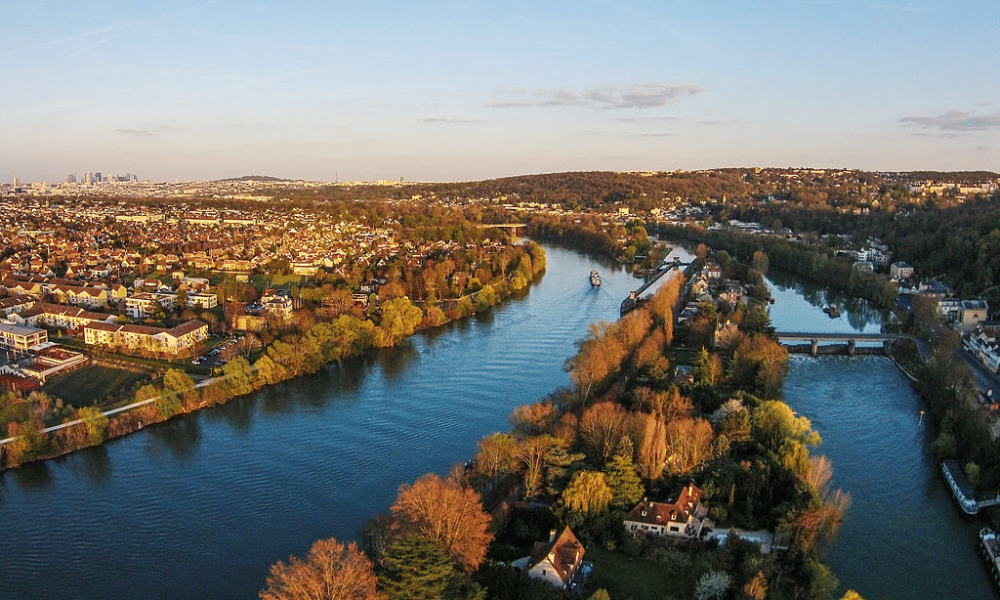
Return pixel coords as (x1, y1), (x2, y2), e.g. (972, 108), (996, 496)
(795, 1), (935, 12)
(420, 117), (487, 124)
(64, 0), (224, 59)
(115, 125), (177, 137)
(900, 110), (1000, 132)
(616, 116), (679, 123)
(490, 84), (702, 110)
(976, 146), (991, 151)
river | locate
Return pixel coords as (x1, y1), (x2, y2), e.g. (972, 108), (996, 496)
(767, 268), (996, 600)
(0, 243), (994, 600)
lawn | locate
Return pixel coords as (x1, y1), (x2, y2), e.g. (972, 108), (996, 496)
(42, 365), (150, 408)
(584, 545), (696, 600)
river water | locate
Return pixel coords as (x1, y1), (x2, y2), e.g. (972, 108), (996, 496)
(0, 244), (993, 599)
(767, 269), (996, 600)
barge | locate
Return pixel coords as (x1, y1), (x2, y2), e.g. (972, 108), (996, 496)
(980, 527), (1000, 590)
(941, 459), (979, 516)
(590, 270), (601, 287)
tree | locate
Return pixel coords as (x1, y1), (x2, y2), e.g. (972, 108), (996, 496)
(752, 400), (820, 455)
(374, 297), (423, 347)
(561, 470), (613, 514)
(260, 537), (382, 600)
(602, 452), (644, 510)
(378, 536), (483, 600)
(693, 347), (723, 386)
(390, 473), (493, 573)
(743, 571), (768, 600)
(694, 570), (731, 600)
(636, 413), (667, 481)
(578, 401), (628, 463)
(78, 405), (109, 446)
(471, 433), (517, 482)
(222, 356), (255, 397)
(163, 368), (199, 408)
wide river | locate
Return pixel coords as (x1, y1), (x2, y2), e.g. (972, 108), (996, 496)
(0, 243), (994, 599)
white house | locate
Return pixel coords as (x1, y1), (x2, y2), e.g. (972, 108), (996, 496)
(518, 527), (586, 591)
(625, 484), (709, 540)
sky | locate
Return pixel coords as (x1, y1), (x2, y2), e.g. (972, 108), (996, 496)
(2, 0), (998, 183)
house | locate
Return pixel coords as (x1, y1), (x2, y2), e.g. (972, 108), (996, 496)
(518, 527), (586, 591)
(83, 319), (208, 357)
(960, 300), (989, 327)
(965, 325), (1000, 374)
(0, 322), (48, 354)
(0, 294), (36, 317)
(125, 292), (173, 319)
(890, 261), (914, 281)
(625, 484), (709, 540)
(14, 302), (115, 332)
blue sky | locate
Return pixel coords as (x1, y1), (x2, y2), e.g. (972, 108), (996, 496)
(3, 0), (998, 183)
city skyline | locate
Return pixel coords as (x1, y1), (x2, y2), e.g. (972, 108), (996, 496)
(3, 0), (998, 184)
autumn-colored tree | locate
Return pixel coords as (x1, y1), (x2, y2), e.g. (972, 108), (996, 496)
(509, 402), (558, 438)
(390, 473), (493, 573)
(471, 432), (517, 482)
(515, 435), (558, 499)
(260, 537), (382, 600)
(743, 571), (768, 600)
(561, 470), (613, 514)
(663, 417), (716, 477)
(579, 401), (629, 463)
(636, 413), (667, 481)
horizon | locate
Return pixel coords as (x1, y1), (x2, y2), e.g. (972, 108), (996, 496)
(3, 1), (998, 183)
(7, 165), (1000, 188)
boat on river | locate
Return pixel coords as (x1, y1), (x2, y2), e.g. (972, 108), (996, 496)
(590, 270), (601, 287)
(941, 459), (979, 516)
(979, 527), (1000, 590)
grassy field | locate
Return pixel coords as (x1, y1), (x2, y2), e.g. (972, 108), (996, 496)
(584, 546), (697, 600)
(250, 274), (306, 289)
(42, 365), (150, 408)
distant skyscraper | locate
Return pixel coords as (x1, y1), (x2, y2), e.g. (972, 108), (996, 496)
(13, 178), (19, 187)
(66, 174), (77, 183)
(84, 172), (94, 185)
(94, 172), (102, 183)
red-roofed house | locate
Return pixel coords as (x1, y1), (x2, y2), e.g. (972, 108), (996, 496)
(522, 527), (586, 591)
(625, 484), (709, 540)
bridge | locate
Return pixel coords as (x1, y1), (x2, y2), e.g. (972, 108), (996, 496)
(487, 223), (527, 232)
(774, 331), (906, 356)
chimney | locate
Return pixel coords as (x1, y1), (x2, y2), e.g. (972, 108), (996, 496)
(549, 529), (558, 543)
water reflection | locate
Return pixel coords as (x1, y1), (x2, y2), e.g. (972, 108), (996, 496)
(376, 340), (420, 381)
(74, 445), (111, 484)
(146, 417), (202, 461)
(8, 460), (53, 489)
(205, 393), (258, 432)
